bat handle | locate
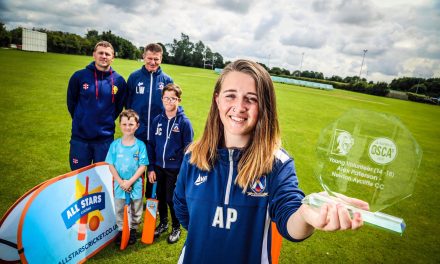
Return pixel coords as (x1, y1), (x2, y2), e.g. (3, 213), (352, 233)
(151, 182), (157, 199)
(125, 191), (130, 205)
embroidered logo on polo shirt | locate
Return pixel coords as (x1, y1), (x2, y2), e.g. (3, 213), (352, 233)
(247, 175), (268, 197)
(136, 82), (145, 94)
(172, 124), (180, 133)
(195, 174), (208, 186)
(158, 82), (164, 90)
(82, 83), (89, 90)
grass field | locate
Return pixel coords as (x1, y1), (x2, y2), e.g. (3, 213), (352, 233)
(0, 49), (439, 263)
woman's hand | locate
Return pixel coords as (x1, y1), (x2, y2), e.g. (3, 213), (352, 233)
(300, 203), (363, 231)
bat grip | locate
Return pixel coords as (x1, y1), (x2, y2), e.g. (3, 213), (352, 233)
(151, 182), (157, 199)
(125, 191), (130, 205)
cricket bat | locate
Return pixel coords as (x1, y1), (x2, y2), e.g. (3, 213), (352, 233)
(78, 176), (89, 240)
(120, 191), (130, 250)
(141, 182), (158, 244)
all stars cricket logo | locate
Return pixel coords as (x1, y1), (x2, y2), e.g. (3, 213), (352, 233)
(61, 176), (106, 240)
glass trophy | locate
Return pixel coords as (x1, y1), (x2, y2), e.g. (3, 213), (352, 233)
(302, 109), (422, 235)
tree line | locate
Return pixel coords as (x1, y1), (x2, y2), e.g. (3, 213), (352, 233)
(0, 24), (142, 59)
(0, 23), (225, 68)
(165, 33), (225, 69)
(259, 62), (439, 101)
(1, 23), (438, 102)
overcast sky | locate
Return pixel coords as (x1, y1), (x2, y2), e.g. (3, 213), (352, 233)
(1, 0), (439, 82)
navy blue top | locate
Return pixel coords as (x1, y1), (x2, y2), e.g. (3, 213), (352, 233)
(126, 66), (173, 142)
(147, 106), (194, 170)
(67, 62), (127, 142)
(174, 148), (306, 263)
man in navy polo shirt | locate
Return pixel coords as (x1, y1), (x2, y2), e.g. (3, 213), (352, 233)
(67, 41), (127, 170)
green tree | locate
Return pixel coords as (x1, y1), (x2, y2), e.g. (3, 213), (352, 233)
(344, 76), (361, 83)
(291, 70), (301, 77)
(350, 81), (368, 92)
(100, 30), (138, 59)
(86, 30), (99, 41)
(192, 41), (205, 68)
(270, 67), (282, 75)
(213, 52), (224, 69)
(100, 30), (119, 54)
(424, 78), (440, 97)
(65, 33), (82, 54)
(300, 70), (323, 79)
(328, 75), (343, 82)
(315, 71), (324, 79)
(84, 30), (99, 54)
(203, 46), (213, 68)
(9, 27), (22, 45)
(0, 22), (11, 47)
(301, 70), (311, 78)
(40, 29), (82, 54)
(164, 33), (224, 68)
(390, 77), (421, 92)
(45, 30), (66, 53)
(158, 42), (169, 63)
(80, 38), (93, 55)
(369, 82), (389, 96)
(258, 62), (269, 71)
(281, 68), (290, 75)
(168, 33), (194, 66)
(409, 83), (427, 94)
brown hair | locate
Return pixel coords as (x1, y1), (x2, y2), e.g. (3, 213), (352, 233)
(119, 109), (140, 123)
(188, 59), (281, 190)
(94, 41), (114, 55)
(144, 43), (163, 54)
(162, 83), (182, 98)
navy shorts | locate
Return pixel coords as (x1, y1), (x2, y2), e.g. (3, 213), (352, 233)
(69, 139), (112, 170)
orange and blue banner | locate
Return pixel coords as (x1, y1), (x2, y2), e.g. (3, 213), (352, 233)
(0, 162), (117, 263)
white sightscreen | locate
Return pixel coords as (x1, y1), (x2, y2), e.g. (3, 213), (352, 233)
(22, 28), (47, 52)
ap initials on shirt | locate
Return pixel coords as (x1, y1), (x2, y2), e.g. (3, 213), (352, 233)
(212, 206), (237, 229)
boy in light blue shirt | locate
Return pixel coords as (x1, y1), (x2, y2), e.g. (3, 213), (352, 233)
(105, 109), (148, 246)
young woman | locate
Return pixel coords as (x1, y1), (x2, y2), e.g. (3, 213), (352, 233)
(173, 59), (366, 264)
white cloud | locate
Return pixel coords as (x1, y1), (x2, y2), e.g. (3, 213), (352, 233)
(1, 0), (439, 82)
(213, 0), (253, 14)
(280, 27), (328, 49)
(333, 0), (384, 26)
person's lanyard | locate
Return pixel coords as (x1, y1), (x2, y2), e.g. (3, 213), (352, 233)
(94, 69), (114, 102)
